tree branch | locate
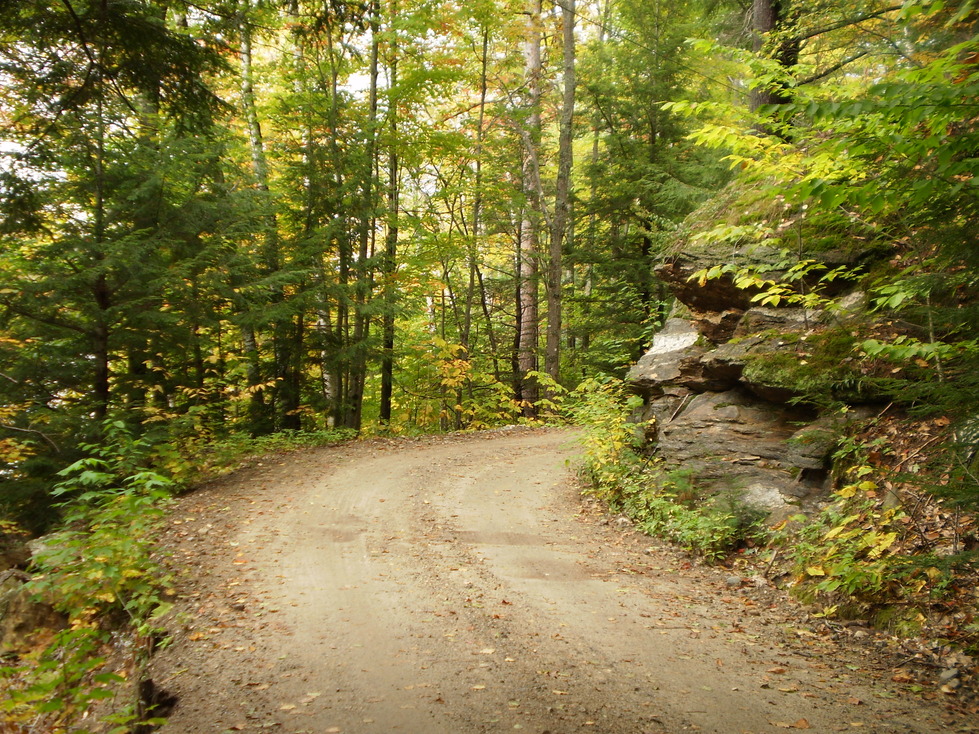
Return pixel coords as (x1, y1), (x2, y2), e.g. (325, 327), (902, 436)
(0, 424), (61, 452)
(798, 51), (871, 86)
(0, 300), (91, 336)
(796, 5), (902, 44)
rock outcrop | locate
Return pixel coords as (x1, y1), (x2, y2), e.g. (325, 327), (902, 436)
(0, 530), (71, 655)
(628, 315), (843, 522)
(0, 526), (31, 573)
(627, 190), (887, 522)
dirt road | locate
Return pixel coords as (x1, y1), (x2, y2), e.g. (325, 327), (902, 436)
(151, 427), (967, 733)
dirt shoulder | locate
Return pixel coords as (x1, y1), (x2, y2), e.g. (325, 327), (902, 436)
(149, 427), (971, 733)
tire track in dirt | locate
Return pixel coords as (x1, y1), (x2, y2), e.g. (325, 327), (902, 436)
(151, 427), (962, 733)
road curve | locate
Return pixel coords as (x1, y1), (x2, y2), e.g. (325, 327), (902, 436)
(152, 427), (956, 734)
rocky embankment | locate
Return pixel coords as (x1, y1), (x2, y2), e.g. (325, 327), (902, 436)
(627, 222), (884, 523)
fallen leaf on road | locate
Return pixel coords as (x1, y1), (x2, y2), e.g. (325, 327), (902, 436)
(771, 719), (810, 729)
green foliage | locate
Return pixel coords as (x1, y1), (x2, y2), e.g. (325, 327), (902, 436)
(860, 336), (978, 365)
(50, 421), (173, 503)
(740, 327), (872, 405)
(161, 427), (357, 486)
(0, 0), (243, 526)
(690, 252), (861, 310)
(0, 627), (127, 733)
(625, 471), (767, 563)
(2, 422), (178, 732)
(671, 4), (979, 530)
(29, 422), (175, 628)
(789, 470), (930, 616)
(4, 420), (358, 730)
(31, 489), (171, 629)
(569, 0), (730, 370)
(381, 335), (524, 433)
(567, 376), (765, 561)
(565, 376), (646, 495)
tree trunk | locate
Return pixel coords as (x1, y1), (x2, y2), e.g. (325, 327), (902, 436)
(351, 1), (381, 430)
(517, 0), (543, 415)
(545, 0), (576, 385)
(92, 93), (111, 421)
(321, 27), (355, 430)
(462, 26), (490, 355)
(750, 0), (800, 111)
(238, 4), (280, 433)
(578, 0), (609, 366)
(379, 0), (400, 425)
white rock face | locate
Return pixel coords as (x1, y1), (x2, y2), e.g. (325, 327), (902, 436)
(647, 318), (700, 353)
(627, 319), (703, 389)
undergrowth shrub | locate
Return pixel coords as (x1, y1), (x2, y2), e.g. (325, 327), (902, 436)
(1, 421), (355, 731)
(565, 376), (645, 495)
(158, 427), (357, 487)
(1, 423), (174, 732)
(0, 626), (127, 732)
(788, 464), (971, 634)
(567, 377), (765, 562)
(622, 469), (766, 562)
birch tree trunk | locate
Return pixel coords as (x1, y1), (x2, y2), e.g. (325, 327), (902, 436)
(517, 0), (542, 414)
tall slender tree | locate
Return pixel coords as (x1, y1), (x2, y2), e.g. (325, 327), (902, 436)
(545, 0), (576, 383)
(379, 0), (401, 426)
(516, 0), (543, 412)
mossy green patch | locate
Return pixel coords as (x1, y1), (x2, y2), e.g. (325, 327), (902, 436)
(740, 327), (877, 406)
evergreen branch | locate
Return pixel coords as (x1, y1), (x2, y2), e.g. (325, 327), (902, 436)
(59, 0), (98, 69)
(58, 0), (142, 118)
(0, 300), (91, 336)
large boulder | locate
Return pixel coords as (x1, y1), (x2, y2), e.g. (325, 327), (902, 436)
(626, 318), (706, 397)
(629, 323), (856, 519)
(651, 389), (833, 514)
(656, 389), (811, 473)
(627, 317), (766, 397)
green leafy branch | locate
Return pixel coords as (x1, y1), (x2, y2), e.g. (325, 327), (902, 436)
(3, 420), (178, 732)
(690, 252), (860, 310)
